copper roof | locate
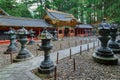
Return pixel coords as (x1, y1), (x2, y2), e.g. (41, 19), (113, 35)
(0, 16), (52, 28)
(76, 24), (93, 28)
(45, 9), (77, 21)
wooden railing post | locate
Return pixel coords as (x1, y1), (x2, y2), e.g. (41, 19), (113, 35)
(56, 52), (59, 64)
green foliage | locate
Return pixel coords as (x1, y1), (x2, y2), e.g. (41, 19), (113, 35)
(33, 5), (45, 19)
(105, 0), (120, 23)
(0, 0), (32, 18)
(0, 0), (120, 24)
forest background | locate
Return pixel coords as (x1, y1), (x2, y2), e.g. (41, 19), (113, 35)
(0, 0), (119, 24)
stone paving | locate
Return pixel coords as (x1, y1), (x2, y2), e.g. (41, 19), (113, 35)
(0, 38), (99, 80)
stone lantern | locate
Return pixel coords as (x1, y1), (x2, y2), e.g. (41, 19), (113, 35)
(108, 23), (120, 53)
(28, 29), (35, 45)
(53, 29), (58, 41)
(92, 18), (118, 65)
(14, 26), (33, 62)
(38, 28), (55, 74)
(4, 27), (17, 54)
(117, 24), (120, 45)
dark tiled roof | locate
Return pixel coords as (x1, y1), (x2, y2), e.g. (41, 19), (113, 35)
(0, 16), (52, 27)
(75, 24), (93, 28)
(46, 9), (76, 21)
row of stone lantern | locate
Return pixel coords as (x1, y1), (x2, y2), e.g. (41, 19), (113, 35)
(4, 27), (17, 54)
(14, 26), (34, 61)
(4, 26), (55, 74)
(28, 29), (35, 45)
(108, 23), (120, 53)
(52, 30), (58, 41)
(4, 26), (35, 61)
(92, 18), (118, 65)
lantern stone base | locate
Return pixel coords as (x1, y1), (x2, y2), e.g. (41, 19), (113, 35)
(13, 49), (34, 62)
(117, 40), (120, 47)
(38, 61), (55, 74)
(38, 66), (55, 74)
(4, 48), (17, 54)
(108, 41), (120, 54)
(13, 56), (33, 62)
(110, 49), (120, 54)
(117, 39), (120, 43)
(92, 53), (118, 65)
